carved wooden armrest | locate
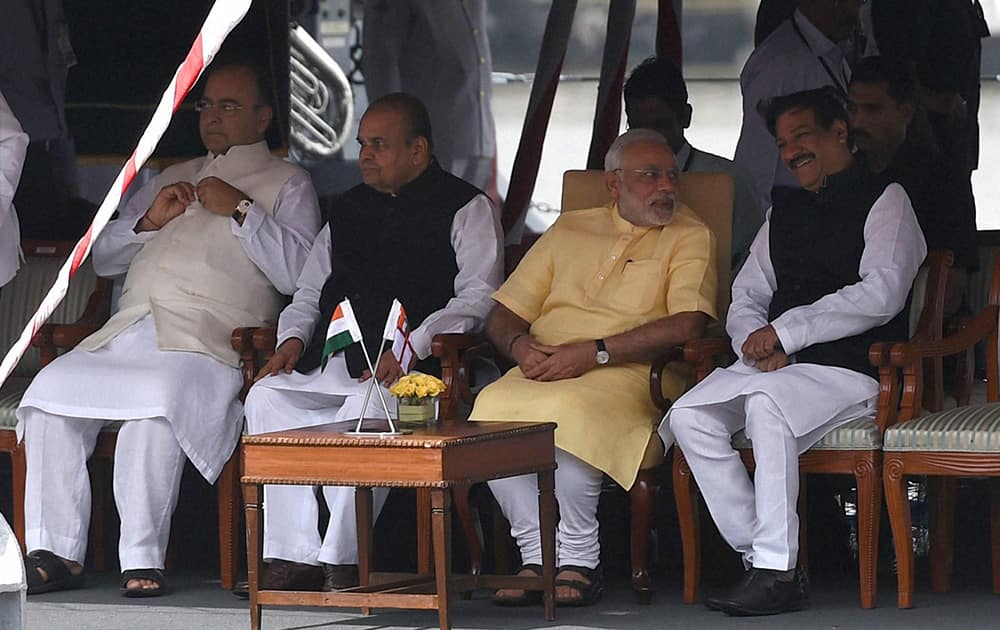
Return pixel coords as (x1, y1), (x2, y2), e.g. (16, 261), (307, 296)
(683, 336), (736, 383)
(231, 326), (278, 401)
(432, 333), (492, 421)
(649, 346), (684, 412)
(32, 277), (113, 367)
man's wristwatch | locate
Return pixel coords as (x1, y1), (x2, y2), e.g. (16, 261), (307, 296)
(595, 339), (610, 365)
(232, 198), (253, 224)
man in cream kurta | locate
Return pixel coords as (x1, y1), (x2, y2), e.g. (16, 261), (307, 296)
(472, 129), (717, 606)
(16, 62), (321, 596)
(0, 88), (27, 288)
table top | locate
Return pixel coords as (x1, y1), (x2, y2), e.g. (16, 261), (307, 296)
(242, 419), (556, 450)
(241, 420), (557, 487)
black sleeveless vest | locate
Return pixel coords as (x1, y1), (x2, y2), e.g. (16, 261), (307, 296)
(768, 163), (909, 377)
(297, 161), (482, 377)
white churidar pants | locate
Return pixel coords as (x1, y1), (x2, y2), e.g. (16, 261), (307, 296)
(22, 409), (187, 571)
(244, 358), (395, 566)
(488, 448), (603, 569)
(670, 392), (866, 571)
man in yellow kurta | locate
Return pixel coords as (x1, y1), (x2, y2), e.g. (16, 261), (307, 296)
(471, 128), (717, 606)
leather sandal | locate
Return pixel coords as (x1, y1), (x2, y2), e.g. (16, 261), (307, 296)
(120, 568), (170, 598)
(492, 564), (544, 606)
(554, 564), (604, 607)
(25, 550), (85, 595)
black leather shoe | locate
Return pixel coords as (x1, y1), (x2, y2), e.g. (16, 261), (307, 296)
(713, 567), (808, 617)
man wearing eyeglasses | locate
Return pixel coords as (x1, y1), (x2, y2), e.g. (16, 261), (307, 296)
(16, 60), (321, 597)
(472, 129), (718, 607)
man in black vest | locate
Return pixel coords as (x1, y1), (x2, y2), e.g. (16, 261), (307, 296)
(242, 93), (503, 591)
(664, 87), (926, 616)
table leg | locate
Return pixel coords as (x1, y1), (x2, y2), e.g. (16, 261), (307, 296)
(356, 486), (373, 615)
(538, 468), (556, 621)
(431, 488), (452, 630)
(417, 488), (432, 574)
(244, 483), (263, 630)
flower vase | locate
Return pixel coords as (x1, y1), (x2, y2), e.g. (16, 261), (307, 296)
(397, 397), (437, 428)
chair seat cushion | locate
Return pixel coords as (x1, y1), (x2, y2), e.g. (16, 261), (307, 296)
(732, 416), (880, 451)
(883, 403), (1000, 452)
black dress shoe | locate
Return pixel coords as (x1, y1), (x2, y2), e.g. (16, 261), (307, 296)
(713, 567), (808, 617)
(322, 564), (359, 591)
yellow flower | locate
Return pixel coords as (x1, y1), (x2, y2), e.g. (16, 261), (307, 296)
(390, 372), (445, 400)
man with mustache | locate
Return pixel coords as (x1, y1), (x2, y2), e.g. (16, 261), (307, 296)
(666, 87), (925, 616)
(472, 129), (718, 606)
(849, 55), (977, 313)
(242, 92), (502, 592)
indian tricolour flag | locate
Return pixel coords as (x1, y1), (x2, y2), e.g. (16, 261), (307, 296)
(321, 298), (364, 370)
(382, 298), (415, 373)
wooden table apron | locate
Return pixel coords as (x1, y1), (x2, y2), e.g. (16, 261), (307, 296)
(241, 420), (558, 630)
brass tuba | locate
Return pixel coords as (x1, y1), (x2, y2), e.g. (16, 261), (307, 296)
(289, 23), (354, 160)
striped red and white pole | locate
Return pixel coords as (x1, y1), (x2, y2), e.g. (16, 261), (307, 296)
(0, 0), (252, 386)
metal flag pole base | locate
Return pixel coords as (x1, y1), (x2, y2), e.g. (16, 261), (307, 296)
(343, 421), (412, 438)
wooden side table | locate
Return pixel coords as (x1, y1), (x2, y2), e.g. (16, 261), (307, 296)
(241, 419), (557, 630)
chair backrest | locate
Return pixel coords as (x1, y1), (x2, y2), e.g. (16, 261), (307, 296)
(561, 169), (734, 318)
(0, 241), (100, 378)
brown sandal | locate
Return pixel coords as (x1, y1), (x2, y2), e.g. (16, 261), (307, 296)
(554, 564), (604, 607)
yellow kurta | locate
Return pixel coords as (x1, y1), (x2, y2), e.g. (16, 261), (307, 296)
(472, 202), (717, 488)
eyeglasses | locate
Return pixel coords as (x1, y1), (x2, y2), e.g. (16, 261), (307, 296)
(613, 168), (680, 184)
(193, 99), (250, 115)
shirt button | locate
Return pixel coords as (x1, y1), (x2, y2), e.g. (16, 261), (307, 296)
(472, 28), (479, 35)
(479, 56), (485, 64)
(599, 274), (606, 280)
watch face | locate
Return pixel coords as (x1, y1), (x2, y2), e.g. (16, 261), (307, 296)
(237, 199), (253, 214)
(596, 350), (610, 365)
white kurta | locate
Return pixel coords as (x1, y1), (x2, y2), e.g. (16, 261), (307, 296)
(245, 191), (502, 564)
(0, 89), (27, 287)
(662, 182), (926, 442)
(16, 156), (321, 482)
(734, 10), (852, 210)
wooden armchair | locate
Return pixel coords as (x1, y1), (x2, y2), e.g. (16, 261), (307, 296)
(0, 240), (242, 587)
(883, 254), (1000, 608)
(670, 249), (953, 609)
(0, 241), (108, 553)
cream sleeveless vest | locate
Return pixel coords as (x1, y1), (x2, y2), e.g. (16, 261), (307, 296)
(79, 141), (304, 366)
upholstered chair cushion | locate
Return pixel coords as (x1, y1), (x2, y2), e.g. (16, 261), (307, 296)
(884, 403), (1000, 452)
(732, 416), (881, 450)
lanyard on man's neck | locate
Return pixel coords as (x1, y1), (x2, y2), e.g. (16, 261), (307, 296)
(791, 16), (849, 96)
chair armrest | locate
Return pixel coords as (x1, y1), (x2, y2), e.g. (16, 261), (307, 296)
(432, 333), (492, 421)
(231, 326), (278, 402)
(32, 277), (114, 367)
(683, 336), (736, 383)
(649, 346), (684, 412)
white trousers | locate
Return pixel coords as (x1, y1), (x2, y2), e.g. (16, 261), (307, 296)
(488, 449), (603, 569)
(670, 392), (861, 570)
(244, 378), (391, 566)
(22, 409), (187, 570)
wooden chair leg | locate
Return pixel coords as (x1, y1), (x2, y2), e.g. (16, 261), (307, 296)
(629, 467), (658, 604)
(884, 457), (914, 608)
(88, 457), (113, 572)
(12, 443), (26, 555)
(452, 485), (482, 575)
(217, 451), (241, 590)
(854, 453), (881, 609)
(992, 479), (1000, 594)
(491, 493), (515, 575)
(929, 476), (956, 593)
(673, 450), (701, 604)
(797, 471), (809, 576)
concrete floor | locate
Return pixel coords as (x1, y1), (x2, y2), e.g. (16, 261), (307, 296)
(20, 567), (1000, 630)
